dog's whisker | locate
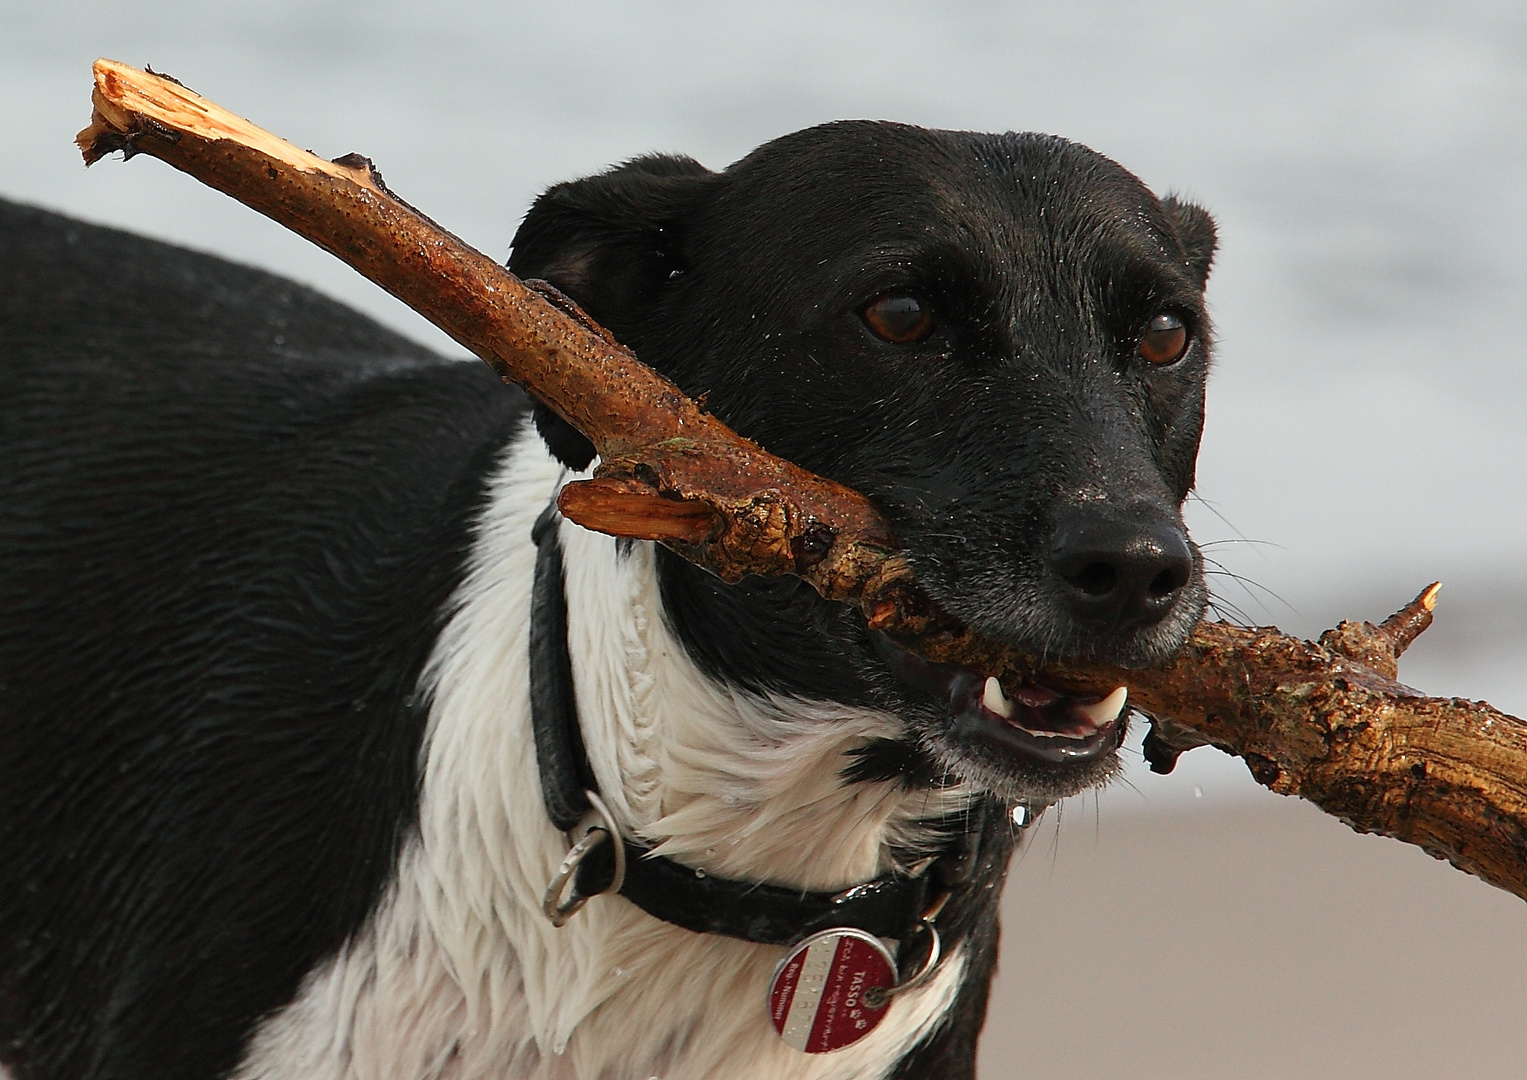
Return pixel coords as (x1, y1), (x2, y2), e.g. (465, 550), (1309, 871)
(1188, 489), (1283, 565)
(1204, 593), (1256, 626)
(1198, 537), (1283, 550)
(1203, 561), (1298, 619)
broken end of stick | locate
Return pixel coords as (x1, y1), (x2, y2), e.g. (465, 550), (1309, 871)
(77, 58), (376, 190)
(77, 59), (158, 164)
(1379, 581), (1441, 657)
(1420, 581), (1442, 612)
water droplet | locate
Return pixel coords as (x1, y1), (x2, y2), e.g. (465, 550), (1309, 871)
(704, 847), (716, 858)
(694, 867), (707, 878)
(1193, 787), (1203, 799)
(1011, 804), (1035, 828)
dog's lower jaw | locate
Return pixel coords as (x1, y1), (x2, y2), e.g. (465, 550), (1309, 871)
(924, 720), (1126, 810)
(868, 638), (1131, 807)
(235, 424), (975, 1080)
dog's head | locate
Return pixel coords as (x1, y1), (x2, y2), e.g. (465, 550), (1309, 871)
(511, 121), (1216, 805)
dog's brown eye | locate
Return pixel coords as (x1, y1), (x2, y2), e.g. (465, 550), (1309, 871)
(862, 294), (934, 344)
(1138, 313), (1189, 365)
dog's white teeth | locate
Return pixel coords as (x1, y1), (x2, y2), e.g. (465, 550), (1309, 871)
(1077, 685), (1129, 726)
(982, 676), (1014, 719)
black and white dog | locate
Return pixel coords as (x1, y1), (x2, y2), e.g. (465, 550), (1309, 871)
(0, 121), (1215, 1080)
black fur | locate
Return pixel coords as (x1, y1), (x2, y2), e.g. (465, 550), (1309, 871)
(888, 798), (1015, 1079)
(0, 201), (523, 1078)
(1, 119), (1216, 1079)
(511, 121), (1217, 804)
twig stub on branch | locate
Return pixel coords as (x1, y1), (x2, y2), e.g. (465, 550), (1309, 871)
(1317, 581), (1440, 679)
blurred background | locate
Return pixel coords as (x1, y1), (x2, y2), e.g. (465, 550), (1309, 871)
(3, 2), (1525, 1075)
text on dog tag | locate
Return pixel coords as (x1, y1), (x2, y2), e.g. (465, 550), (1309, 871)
(767, 928), (895, 1053)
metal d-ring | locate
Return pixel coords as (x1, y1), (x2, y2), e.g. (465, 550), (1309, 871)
(862, 892), (950, 1009)
(542, 790), (627, 927)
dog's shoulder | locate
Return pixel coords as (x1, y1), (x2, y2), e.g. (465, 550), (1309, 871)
(1, 197), (527, 593)
(0, 200), (532, 1079)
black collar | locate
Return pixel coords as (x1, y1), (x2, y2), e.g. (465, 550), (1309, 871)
(529, 501), (963, 947)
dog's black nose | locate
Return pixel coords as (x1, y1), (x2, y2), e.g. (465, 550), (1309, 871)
(1049, 507), (1194, 632)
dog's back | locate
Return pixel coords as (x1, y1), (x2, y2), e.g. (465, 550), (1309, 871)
(0, 200), (524, 1077)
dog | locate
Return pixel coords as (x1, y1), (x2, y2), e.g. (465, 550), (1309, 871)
(0, 120), (1215, 1080)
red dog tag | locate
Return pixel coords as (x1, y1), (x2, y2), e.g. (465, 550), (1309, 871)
(767, 928), (897, 1053)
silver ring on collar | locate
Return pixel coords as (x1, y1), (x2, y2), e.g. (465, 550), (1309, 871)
(542, 790), (627, 927)
(861, 891), (949, 1008)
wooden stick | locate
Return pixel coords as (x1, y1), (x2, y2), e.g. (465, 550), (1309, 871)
(78, 60), (1527, 901)
(75, 59), (899, 606)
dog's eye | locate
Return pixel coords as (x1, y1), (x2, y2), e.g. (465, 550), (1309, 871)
(862, 294), (934, 344)
(1137, 313), (1189, 365)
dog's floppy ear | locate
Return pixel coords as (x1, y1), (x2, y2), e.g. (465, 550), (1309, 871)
(1162, 196), (1217, 287)
(510, 155), (717, 470)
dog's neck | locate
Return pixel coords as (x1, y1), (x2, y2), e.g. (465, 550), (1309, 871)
(235, 423), (976, 1079)
(421, 421), (969, 920)
(545, 438), (970, 892)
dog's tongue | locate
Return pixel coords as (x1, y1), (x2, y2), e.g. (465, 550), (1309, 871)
(875, 636), (1128, 765)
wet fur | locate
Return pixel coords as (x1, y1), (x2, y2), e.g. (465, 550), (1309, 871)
(0, 121), (1213, 1079)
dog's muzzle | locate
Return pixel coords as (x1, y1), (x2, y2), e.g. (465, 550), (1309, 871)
(872, 633), (1130, 766)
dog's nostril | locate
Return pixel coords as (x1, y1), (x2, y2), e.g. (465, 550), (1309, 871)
(1148, 564), (1188, 599)
(1069, 562), (1118, 597)
(1049, 507), (1194, 631)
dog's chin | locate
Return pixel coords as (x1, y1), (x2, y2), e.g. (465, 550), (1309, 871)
(870, 633), (1130, 805)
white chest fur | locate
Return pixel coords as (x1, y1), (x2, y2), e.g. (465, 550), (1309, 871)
(235, 423), (972, 1080)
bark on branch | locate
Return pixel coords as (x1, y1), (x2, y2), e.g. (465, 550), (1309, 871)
(78, 60), (1527, 901)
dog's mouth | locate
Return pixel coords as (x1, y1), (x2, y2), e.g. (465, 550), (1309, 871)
(872, 635), (1128, 766)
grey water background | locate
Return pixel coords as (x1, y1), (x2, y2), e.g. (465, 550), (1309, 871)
(4, 3), (1527, 809)
(5, 5), (1527, 1077)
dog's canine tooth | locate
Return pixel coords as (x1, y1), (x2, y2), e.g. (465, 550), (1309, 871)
(982, 676), (1014, 719)
(1077, 685), (1128, 726)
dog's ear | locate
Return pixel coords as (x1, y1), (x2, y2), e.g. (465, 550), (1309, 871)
(510, 155), (717, 470)
(1162, 196), (1217, 287)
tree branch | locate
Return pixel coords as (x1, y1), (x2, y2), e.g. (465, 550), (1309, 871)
(78, 60), (1527, 901)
